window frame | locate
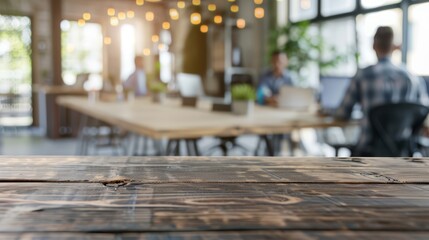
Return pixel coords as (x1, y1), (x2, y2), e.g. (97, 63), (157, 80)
(286, 0), (429, 77)
(60, 18), (104, 85)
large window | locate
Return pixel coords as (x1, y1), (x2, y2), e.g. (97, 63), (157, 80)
(408, 3), (429, 76)
(321, 0), (356, 16)
(120, 24), (136, 81)
(286, 0), (429, 78)
(356, 9), (403, 68)
(61, 20), (103, 86)
(320, 17), (357, 76)
(290, 0), (318, 22)
(361, 0), (401, 9)
(0, 15), (32, 126)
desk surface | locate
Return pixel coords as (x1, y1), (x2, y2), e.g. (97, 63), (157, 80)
(33, 85), (87, 95)
(57, 96), (349, 139)
(0, 156), (428, 239)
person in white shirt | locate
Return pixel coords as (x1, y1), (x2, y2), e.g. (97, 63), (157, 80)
(123, 56), (147, 96)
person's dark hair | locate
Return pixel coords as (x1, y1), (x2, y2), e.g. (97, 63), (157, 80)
(374, 26), (394, 53)
(271, 50), (287, 58)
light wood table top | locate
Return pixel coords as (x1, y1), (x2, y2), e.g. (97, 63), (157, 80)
(57, 96), (351, 139)
(0, 156), (428, 239)
(33, 84), (87, 95)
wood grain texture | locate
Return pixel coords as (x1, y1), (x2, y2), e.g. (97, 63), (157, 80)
(2, 232), (429, 240)
(0, 156), (428, 183)
(1, 183), (429, 233)
(0, 156), (428, 239)
(57, 96), (350, 139)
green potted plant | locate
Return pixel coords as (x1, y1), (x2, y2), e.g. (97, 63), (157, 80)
(269, 21), (351, 85)
(231, 84), (256, 116)
(149, 81), (167, 103)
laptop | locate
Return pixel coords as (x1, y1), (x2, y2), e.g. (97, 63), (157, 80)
(177, 73), (204, 97)
(278, 86), (315, 110)
(320, 77), (352, 111)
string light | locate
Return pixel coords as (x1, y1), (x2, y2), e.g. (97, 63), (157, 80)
(143, 48), (151, 56)
(136, 0), (144, 6)
(83, 13), (91, 21)
(78, 19), (85, 26)
(104, 37), (112, 45)
(200, 24), (208, 33)
(118, 12), (126, 20)
(169, 9), (179, 20)
(151, 34), (159, 43)
(208, 4), (216, 11)
(255, 7), (265, 19)
(214, 15), (223, 24)
(162, 21), (171, 30)
(236, 18), (246, 29)
(190, 12), (201, 25)
(254, 0), (263, 4)
(158, 43), (166, 51)
(192, 0), (201, 6)
(110, 17), (119, 26)
(107, 8), (115, 16)
(230, 4), (239, 13)
(177, 0), (186, 8)
(127, 11), (135, 18)
(300, 0), (312, 10)
(146, 11), (154, 21)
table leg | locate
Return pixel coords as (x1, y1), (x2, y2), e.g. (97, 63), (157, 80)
(76, 114), (88, 155)
(174, 140), (181, 156)
(193, 139), (200, 156)
(142, 137), (149, 156)
(185, 140), (193, 156)
(132, 134), (141, 156)
(254, 137), (263, 156)
(154, 140), (164, 156)
(221, 144), (228, 156)
(166, 140), (175, 156)
(262, 135), (275, 157)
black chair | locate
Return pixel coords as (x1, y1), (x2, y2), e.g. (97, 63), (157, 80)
(205, 103), (248, 156)
(368, 102), (429, 157)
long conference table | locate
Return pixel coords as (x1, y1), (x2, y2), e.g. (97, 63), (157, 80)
(57, 96), (350, 156)
(1, 156), (428, 239)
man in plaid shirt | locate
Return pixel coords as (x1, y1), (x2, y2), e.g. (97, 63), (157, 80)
(334, 26), (428, 156)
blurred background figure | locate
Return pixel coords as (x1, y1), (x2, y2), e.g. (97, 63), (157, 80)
(333, 26), (427, 156)
(257, 51), (293, 107)
(123, 56), (147, 97)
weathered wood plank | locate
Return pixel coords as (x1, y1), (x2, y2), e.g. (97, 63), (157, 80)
(0, 157), (428, 184)
(0, 183), (428, 233)
(1, 231), (429, 240)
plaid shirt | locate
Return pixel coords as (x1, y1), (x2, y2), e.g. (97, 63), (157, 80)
(335, 58), (428, 153)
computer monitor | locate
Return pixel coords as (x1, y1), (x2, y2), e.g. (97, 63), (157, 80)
(320, 77), (352, 110)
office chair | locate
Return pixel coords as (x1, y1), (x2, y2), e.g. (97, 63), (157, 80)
(205, 75), (254, 156)
(205, 103), (249, 156)
(368, 102), (429, 157)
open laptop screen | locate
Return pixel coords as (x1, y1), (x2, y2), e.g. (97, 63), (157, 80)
(320, 77), (352, 110)
(177, 73), (204, 97)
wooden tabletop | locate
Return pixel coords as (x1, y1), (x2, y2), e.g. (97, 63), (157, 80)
(1, 156), (428, 239)
(33, 85), (87, 95)
(57, 96), (350, 139)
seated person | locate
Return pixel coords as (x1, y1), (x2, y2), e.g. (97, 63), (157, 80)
(123, 56), (147, 96)
(257, 51), (293, 106)
(333, 26), (427, 156)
